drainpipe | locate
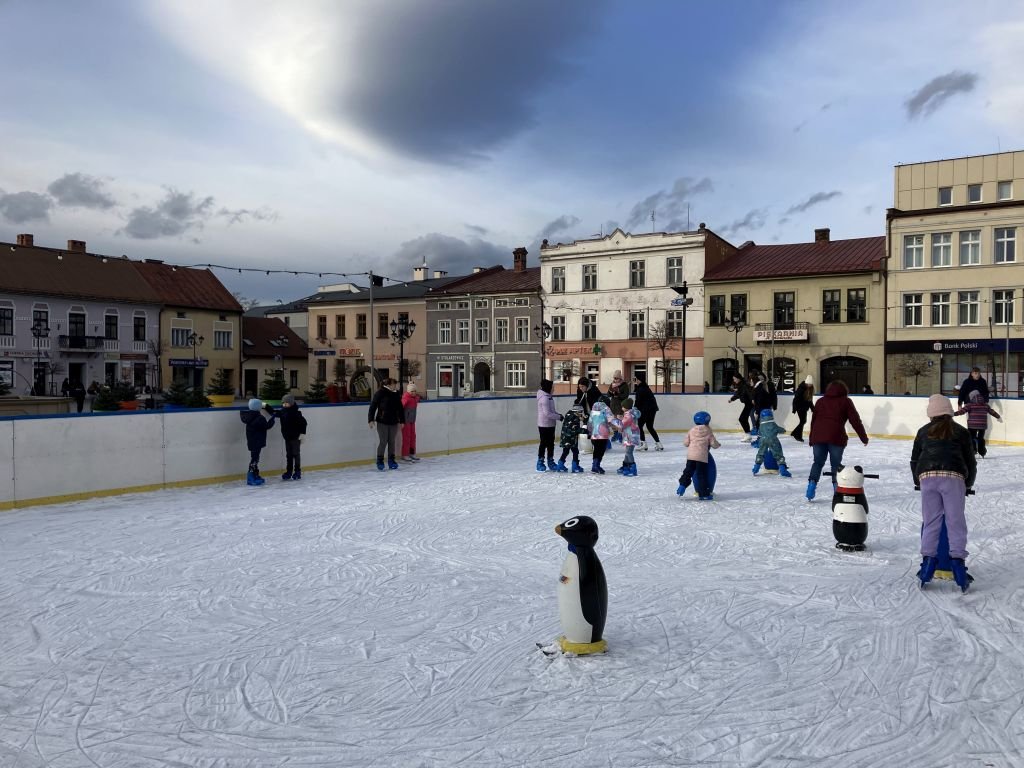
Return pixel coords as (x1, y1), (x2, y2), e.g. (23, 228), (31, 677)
(884, 210), (892, 394)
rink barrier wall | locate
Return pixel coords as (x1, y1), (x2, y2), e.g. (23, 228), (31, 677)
(1, 393), (1022, 510)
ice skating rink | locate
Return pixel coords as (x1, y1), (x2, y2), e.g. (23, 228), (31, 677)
(3, 435), (1024, 767)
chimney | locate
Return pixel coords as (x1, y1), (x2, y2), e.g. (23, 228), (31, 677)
(16, 233), (34, 247)
(814, 227), (830, 243)
(413, 264), (428, 281)
(433, 270), (448, 279)
(513, 246), (528, 272)
(472, 266), (483, 273)
(67, 239), (87, 253)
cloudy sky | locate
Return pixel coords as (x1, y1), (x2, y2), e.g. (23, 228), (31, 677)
(2, 0), (1023, 303)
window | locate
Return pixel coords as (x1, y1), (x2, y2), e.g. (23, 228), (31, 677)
(958, 291), (980, 325)
(496, 318), (508, 343)
(586, 363), (600, 383)
(0, 360), (12, 388)
(133, 316), (146, 341)
(582, 314), (596, 341)
(514, 298), (530, 306)
(494, 299), (509, 307)
(550, 316), (565, 341)
(505, 361), (527, 389)
(822, 290), (841, 323)
(903, 234), (924, 268)
(214, 330), (232, 349)
(171, 327), (191, 347)
(356, 314), (367, 338)
(959, 230), (981, 265)
(317, 315), (327, 339)
(104, 314), (118, 340)
(995, 228), (1016, 263)
(667, 257), (683, 286)
(903, 293), (924, 327)
(938, 187), (952, 206)
(437, 301), (451, 310)
(474, 299), (488, 309)
(33, 308), (48, 331)
(289, 370), (298, 389)
(475, 318), (489, 345)
(931, 292), (951, 326)
(68, 312), (86, 337)
(993, 289), (1015, 324)
(582, 264), (598, 291)
(708, 295), (726, 326)
(438, 319), (451, 344)
(998, 180), (1013, 201)
(847, 289), (867, 322)
(377, 313), (389, 339)
(456, 319), (470, 344)
(335, 315), (346, 338)
(456, 300), (470, 310)
(629, 312), (645, 339)
(0, 307), (12, 336)
(773, 292), (795, 327)
(316, 359), (327, 381)
(551, 267), (565, 293)
(666, 310), (683, 338)
(931, 233), (952, 267)
(515, 317), (529, 343)
(968, 183), (982, 203)
(629, 260), (645, 289)
(730, 294), (747, 324)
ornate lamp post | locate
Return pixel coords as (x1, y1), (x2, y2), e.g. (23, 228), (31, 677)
(389, 317), (416, 387)
(724, 313), (745, 376)
(671, 281), (693, 392)
(186, 331), (204, 389)
(534, 321), (552, 382)
(30, 319), (49, 395)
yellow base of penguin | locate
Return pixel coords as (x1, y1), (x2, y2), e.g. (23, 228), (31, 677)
(557, 636), (608, 655)
(934, 569), (954, 580)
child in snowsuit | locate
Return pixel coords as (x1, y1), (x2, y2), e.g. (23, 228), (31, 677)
(536, 378), (561, 471)
(614, 398), (642, 476)
(752, 408), (792, 477)
(678, 411), (720, 499)
(912, 394), (977, 591)
(587, 401), (613, 474)
(954, 389), (1002, 457)
(240, 398), (277, 485)
(401, 383), (421, 462)
(555, 405), (585, 472)
(278, 394), (307, 480)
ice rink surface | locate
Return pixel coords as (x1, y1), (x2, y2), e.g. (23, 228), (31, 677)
(3, 435), (1024, 767)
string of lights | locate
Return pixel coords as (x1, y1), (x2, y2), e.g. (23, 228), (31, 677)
(185, 262), (409, 286)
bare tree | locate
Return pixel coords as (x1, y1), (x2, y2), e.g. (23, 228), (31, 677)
(647, 321), (680, 393)
(232, 292), (262, 311)
(896, 354), (931, 395)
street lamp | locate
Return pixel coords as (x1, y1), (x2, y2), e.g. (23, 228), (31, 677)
(671, 281), (693, 393)
(724, 313), (745, 377)
(187, 331), (204, 389)
(30, 319), (49, 396)
(534, 321), (552, 382)
(389, 317), (416, 387)
(933, 341), (943, 395)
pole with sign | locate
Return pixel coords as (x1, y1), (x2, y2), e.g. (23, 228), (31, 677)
(671, 282), (692, 392)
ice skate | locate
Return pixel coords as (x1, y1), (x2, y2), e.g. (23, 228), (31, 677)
(292, 470), (301, 480)
(950, 559), (971, 593)
(281, 471), (293, 481)
(752, 462), (761, 475)
(654, 442), (664, 451)
(536, 458), (546, 472)
(640, 441), (648, 451)
(570, 459), (583, 473)
(778, 464), (792, 478)
(376, 458), (386, 471)
(547, 458), (559, 472)
(554, 460), (568, 472)
(805, 481), (816, 500)
(918, 556), (938, 587)
(388, 457), (400, 470)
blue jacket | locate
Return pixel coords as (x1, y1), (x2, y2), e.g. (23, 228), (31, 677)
(240, 408), (276, 451)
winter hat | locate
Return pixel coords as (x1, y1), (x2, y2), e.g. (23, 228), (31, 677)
(282, 394), (296, 406)
(926, 394), (954, 419)
(759, 408), (774, 422)
(622, 397), (634, 409)
(612, 370), (623, 382)
(248, 398), (262, 411)
(540, 378), (553, 394)
(633, 371), (647, 384)
(407, 383), (418, 394)
(969, 389), (982, 403)
(693, 411), (710, 425)
(804, 375), (814, 385)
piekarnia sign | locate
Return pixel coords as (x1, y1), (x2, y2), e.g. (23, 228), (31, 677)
(754, 328), (809, 342)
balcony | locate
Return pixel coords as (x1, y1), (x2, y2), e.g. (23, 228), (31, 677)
(58, 335), (106, 351)
(754, 322), (810, 342)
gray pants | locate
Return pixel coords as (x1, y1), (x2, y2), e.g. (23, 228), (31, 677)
(377, 423), (399, 460)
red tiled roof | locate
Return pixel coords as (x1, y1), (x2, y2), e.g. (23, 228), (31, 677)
(242, 317), (307, 359)
(431, 266), (540, 294)
(703, 236), (885, 282)
(132, 261), (243, 312)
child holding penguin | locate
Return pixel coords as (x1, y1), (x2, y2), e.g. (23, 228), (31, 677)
(678, 411), (720, 500)
(752, 409), (792, 478)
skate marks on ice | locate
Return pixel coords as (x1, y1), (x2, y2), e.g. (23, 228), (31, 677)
(2, 439), (1024, 765)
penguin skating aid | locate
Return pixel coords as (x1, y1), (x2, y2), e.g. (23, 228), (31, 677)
(548, 516), (608, 655)
(824, 466), (878, 552)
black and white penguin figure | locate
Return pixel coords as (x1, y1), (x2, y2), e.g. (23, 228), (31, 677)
(826, 465), (878, 551)
(554, 516), (608, 654)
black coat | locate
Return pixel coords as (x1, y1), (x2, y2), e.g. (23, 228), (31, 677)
(792, 383), (814, 415)
(910, 419), (977, 487)
(574, 385), (601, 413)
(633, 382), (658, 415)
(729, 381), (751, 406)
(278, 406), (308, 440)
(957, 376), (990, 406)
(368, 387), (404, 425)
(752, 381), (777, 413)
(240, 408), (276, 451)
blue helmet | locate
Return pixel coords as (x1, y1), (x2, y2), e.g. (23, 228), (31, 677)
(693, 411), (711, 426)
(759, 408), (774, 421)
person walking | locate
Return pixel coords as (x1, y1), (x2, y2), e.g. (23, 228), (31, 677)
(790, 375), (815, 442)
(70, 381), (86, 413)
(536, 378), (561, 471)
(728, 373), (754, 441)
(805, 380), (869, 500)
(368, 378), (404, 471)
(632, 372), (662, 451)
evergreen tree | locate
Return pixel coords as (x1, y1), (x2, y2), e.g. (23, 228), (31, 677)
(162, 380), (191, 406)
(93, 386), (120, 411)
(260, 369), (289, 401)
(187, 389), (213, 408)
(304, 378), (329, 403)
(207, 368), (235, 395)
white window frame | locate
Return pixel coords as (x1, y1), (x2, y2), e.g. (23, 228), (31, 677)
(0, 360), (13, 388)
(997, 180), (1013, 201)
(959, 230), (980, 266)
(582, 264), (598, 291)
(931, 292), (951, 326)
(666, 310), (683, 338)
(170, 326), (192, 347)
(903, 293), (924, 327)
(550, 315), (565, 341)
(213, 329), (232, 349)
(958, 291), (980, 326)
(995, 227), (1016, 263)
(514, 298), (530, 307)
(514, 317), (529, 343)
(456, 300), (470, 310)
(456, 319), (470, 344)
(438, 319), (451, 345)
(551, 266), (565, 294)
(629, 260), (645, 289)
(494, 299), (509, 307)
(495, 318), (509, 343)
(938, 186), (952, 206)
(931, 233), (952, 267)
(968, 183), (982, 203)
(666, 256), (683, 285)
(474, 299), (488, 309)
(582, 313), (596, 341)
(437, 301), (451, 310)
(628, 311), (646, 339)
(903, 234), (924, 269)
(475, 318), (489, 345)
(993, 289), (1015, 325)
(505, 361), (527, 389)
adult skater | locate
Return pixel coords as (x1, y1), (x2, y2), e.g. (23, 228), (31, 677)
(957, 367), (990, 407)
(791, 375), (815, 442)
(368, 377), (405, 471)
(632, 372), (662, 451)
(805, 380), (869, 500)
(750, 372), (776, 433)
(728, 373), (753, 441)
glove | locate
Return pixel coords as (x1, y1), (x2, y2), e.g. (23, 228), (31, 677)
(998, 417), (1003, 422)
(558, 414), (563, 421)
(966, 487), (974, 496)
(913, 485), (920, 491)
(299, 434), (305, 443)
(368, 421), (375, 429)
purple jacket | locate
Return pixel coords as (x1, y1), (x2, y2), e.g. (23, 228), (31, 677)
(537, 389), (560, 428)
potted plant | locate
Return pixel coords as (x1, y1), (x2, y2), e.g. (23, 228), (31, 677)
(304, 378), (329, 404)
(93, 385), (121, 412)
(206, 368), (236, 407)
(259, 369), (288, 406)
(114, 380), (138, 411)
(161, 380), (191, 411)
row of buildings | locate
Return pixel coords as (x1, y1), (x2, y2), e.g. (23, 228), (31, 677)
(4, 149), (1023, 400)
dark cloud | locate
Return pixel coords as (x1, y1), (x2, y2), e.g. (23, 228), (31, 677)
(464, 223), (488, 236)
(537, 215), (581, 244)
(785, 190), (842, 215)
(717, 208), (767, 238)
(905, 71), (978, 119)
(388, 232), (513, 280)
(863, 205), (873, 215)
(217, 206), (278, 225)
(626, 177), (712, 231)
(121, 188), (215, 239)
(340, 0), (607, 164)
(47, 172), (116, 209)
(0, 189), (53, 223)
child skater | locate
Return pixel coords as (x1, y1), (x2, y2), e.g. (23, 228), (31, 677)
(752, 408), (792, 477)
(615, 397), (642, 476)
(954, 389), (1002, 458)
(678, 410), (720, 500)
(278, 394), (307, 480)
(587, 400), (613, 474)
(535, 378), (561, 472)
(401, 383), (421, 462)
(240, 398), (277, 486)
(912, 394), (977, 591)
(555, 404), (585, 472)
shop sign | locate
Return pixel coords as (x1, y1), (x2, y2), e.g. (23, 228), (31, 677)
(313, 349), (337, 356)
(754, 328), (809, 342)
(168, 358), (209, 368)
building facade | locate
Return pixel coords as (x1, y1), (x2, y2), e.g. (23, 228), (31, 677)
(888, 150), (1024, 397)
(539, 226), (736, 393)
(240, 317), (309, 397)
(702, 229), (885, 394)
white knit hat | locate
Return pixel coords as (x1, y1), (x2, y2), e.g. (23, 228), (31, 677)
(804, 375), (814, 385)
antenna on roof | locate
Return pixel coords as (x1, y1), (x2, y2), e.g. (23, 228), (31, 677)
(650, 210), (656, 233)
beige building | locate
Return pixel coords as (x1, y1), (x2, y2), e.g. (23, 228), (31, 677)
(888, 151), (1024, 397)
(702, 229), (885, 394)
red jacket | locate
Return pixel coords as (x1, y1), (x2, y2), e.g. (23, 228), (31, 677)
(808, 382), (868, 447)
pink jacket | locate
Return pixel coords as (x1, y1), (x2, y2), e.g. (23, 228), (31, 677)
(684, 425), (720, 462)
